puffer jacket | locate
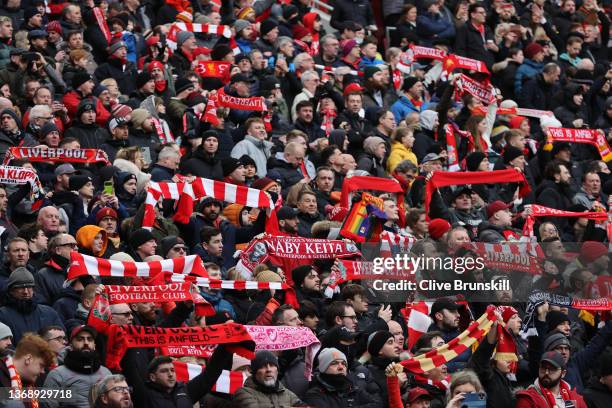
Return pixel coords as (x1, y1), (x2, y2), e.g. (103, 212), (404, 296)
(387, 141), (418, 173)
(230, 135), (274, 178)
(232, 377), (306, 408)
(0, 293), (64, 343)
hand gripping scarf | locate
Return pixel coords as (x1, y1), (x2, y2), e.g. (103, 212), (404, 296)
(523, 204), (608, 237)
(172, 363), (248, 394)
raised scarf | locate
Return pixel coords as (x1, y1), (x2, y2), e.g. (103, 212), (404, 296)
(545, 127), (612, 162)
(413, 374), (451, 391)
(463, 242), (544, 275)
(194, 61), (232, 83)
(523, 204), (607, 236)
(340, 175), (406, 227)
(3, 147), (110, 165)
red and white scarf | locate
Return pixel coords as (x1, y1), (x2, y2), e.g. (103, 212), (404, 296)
(456, 74), (496, 105)
(172, 363), (248, 394)
(3, 147), (110, 165)
(414, 374), (451, 391)
(523, 204), (608, 236)
(547, 127), (612, 162)
(405, 301), (433, 351)
(463, 242), (544, 275)
(0, 165), (45, 208)
(314, 64), (361, 77)
(162, 273), (288, 290)
(93, 7), (111, 45)
(320, 108), (336, 137)
(442, 53), (490, 79)
(532, 378), (574, 408)
(67, 252), (208, 281)
(4, 355), (39, 408)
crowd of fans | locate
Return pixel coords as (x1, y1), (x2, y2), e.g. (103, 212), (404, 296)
(0, 0), (608, 407)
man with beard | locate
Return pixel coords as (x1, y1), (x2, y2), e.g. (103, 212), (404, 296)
(0, 267), (63, 343)
(428, 298), (471, 372)
(536, 160), (576, 240)
(291, 266), (325, 316)
(42, 325), (111, 407)
(92, 374), (134, 408)
(277, 206), (300, 236)
(364, 331), (404, 407)
(516, 351), (587, 408)
(35, 234), (78, 306)
(296, 190), (324, 238)
(233, 351), (305, 407)
(304, 347), (380, 406)
(363, 66), (395, 109)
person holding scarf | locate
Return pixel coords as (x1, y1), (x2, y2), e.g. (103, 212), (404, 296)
(364, 331), (404, 408)
(168, 31), (197, 78)
(454, 2), (497, 71)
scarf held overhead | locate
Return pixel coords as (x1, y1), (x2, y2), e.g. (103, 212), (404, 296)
(547, 127), (612, 162)
(341, 175), (406, 227)
(3, 147), (110, 165)
(172, 362), (248, 394)
(523, 204), (607, 236)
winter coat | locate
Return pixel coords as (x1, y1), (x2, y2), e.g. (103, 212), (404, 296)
(180, 146), (224, 180)
(168, 49), (191, 78)
(467, 337), (515, 408)
(0, 109), (38, 162)
(63, 122), (109, 150)
(357, 153), (387, 178)
(230, 135), (274, 178)
(303, 373), (380, 408)
(62, 91), (110, 128)
(416, 12), (455, 46)
(427, 322), (471, 372)
(0, 294), (64, 343)
(514, 59), (545, 96)
(128, 127), (158, 165)
(99, 137), (130, 163)
(454, 22), (496, 70)
(515, 380), (587, 408)
(297, 211), (324, 238)
(387, 141), (417, 173)
(232, 377), (306, 408)
(294, 118), (326, 142)
(518, 73), (560, 112)
(390, 96), (430, 123)
(94, 58), (138, 96)
(535, 179), (575, 236)
(113, 158), (151, 195)
(35, 257), (69, 306)
(554, 96), (590, 129)
(477, 222), (521, 243)
(52, 286), (81, 322)
(267, 156), (305, 196)
(41, 350), (111, 408)
(582, 379), (612, 408)
(363, 358), (395, 408)
(334, 110), (373, 158)
(149, 163), (176, 182)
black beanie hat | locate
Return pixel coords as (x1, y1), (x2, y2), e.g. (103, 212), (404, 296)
(136, 71), (152, 89)
(466, 151), (487, 171)
(201, 130), (219, 141)
(503, 146), (523, 164)
(69, 175), (92, 191)
(130, 228), (155, 249)
(72, 72), (93, 90)
(260, 20), (278, 37)
(546, 311), (570, 333)
(211, 44), (232, 62)
(175, 77), (194, 95)
(239, 154), (257, 168)
(40, 121), (59, 139)
(402, 77), (419, 92)
(367, 330), (394, 356)
(291, 265), (312, 288)
(158, 235), (185, 257)
(251, 350), (279, 372)
(222, 157), (242, 177)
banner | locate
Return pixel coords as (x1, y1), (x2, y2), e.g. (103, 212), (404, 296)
(464, 242), (543, 274)
(236, 235), (360, 283)
(160, 344), (216, 358)
(424, 169), (530, 215)
(523, 204), (607, 236)
(68, 252), (208, 281)
(194, 61), (232, 82)
(401, 305), (497, 373)
(104, 283), (215, 316)
(380, 231), (417, 258)
(216, 88), (266, 111)
(340, 192), (386, 242)
(456, 74), (495, 105)
(3, 147), (110, 165)
(547, 127), (612, 162)
(0, 165), (45, 207)
(105, 323), (255, 370)
(162, 273), (289, 290)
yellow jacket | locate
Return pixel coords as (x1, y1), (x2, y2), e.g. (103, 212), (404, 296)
(387, 141), (418, 173)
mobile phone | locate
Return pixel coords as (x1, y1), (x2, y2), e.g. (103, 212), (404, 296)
(103, 181), (114, 195)
(461, 392), (486, 408)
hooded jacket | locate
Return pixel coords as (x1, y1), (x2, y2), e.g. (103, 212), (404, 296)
(303, 373), (380, 408)
(230, 135), (274, 178)
(35, 254), (71, 306)
(0, 109), (37, 162)
(76, 225), (108, 257)
(553, 83), (590, 128)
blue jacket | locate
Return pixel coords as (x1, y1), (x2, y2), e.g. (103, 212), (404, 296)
(514, 59), (544, 95)
(201, 290), (236, 319)
(391, 96), (430, 123)
(0, 296), (64, 343)
(359, 56), (385, 70)
(416, 12), (455, 46)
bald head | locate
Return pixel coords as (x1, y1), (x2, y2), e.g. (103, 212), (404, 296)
(0, 98), (13, 111)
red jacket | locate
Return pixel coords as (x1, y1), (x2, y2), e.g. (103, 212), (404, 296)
(516, 381), (588, 408)
(62, 91), (110, 127)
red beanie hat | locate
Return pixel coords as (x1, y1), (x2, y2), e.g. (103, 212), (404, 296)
(580, 241), (608, 263)
(498, 305), (519, 324)
(509, 115), (527, 129)
(428, 218), (451, 240)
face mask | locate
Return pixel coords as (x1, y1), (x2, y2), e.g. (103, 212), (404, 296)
(355, 37), (363, 45)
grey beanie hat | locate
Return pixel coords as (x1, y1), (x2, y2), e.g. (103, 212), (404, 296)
(7, 267), (35, 289)
(109, 41), (127, 55)
(234, 19), (250, 34)
(318, 347), (347, 373)
(0, 322), (12, 340)
(543, 332), (571, 352)
(176, 31), (195, 47)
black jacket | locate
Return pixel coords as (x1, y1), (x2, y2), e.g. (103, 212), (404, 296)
(64, 122), (109, 150)
(582, 378), (611, 408)
(454, 22), (496, 70)
(180, 146), (223, 180)
(297, 211), (324, 238)
(518, 73), (561, 111)
(35, 256), (70, 306)
(330, 0), (374, 30)
(267, 156), (305, 197)
(535, 179), (575, 238)
(168, 49), (192, 78)
(303, 373), (380, 408)
(334, 110), (373, 158)
(94, 57), (138, 96)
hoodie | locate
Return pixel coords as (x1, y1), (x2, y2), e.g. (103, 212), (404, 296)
(76, 225), (108, 257)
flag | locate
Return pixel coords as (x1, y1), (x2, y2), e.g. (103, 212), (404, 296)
(340, 192), (387, 243)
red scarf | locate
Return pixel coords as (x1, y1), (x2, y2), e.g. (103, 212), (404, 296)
(414, 374), (451, 391)
(3, 147), (110, 165)
(194, 61), (232, 83)
(154, 80), (167, 93)
(523, 204), (607, 236)
(425, 169), (530, 215)
(320, 108), (336, 136)
(93, 7), (111, 45)
(4, 355), (39, 408)
(340, 175), (406, 227)
(533, 379), (573, 408)
(547, 128), (612, 162)
(392, 69), (402, 91)
(105, 323), (255, 370)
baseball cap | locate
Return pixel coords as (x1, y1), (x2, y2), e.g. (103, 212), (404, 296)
(486, 200), (512, 219)
(230, 73), (255, 84)
(430, 298), (460, 318)
(540, 351), (566, 370)
(343, 82), (364, 96)
(452, 186), (474, 200)
(70, 325), (97, 340)
(407, 387), (432, 403)
(54, 163), (76, 177)
(421, 153), (445, 164)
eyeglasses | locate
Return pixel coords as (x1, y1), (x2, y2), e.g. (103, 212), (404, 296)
(342, 315), (358, 320)
(58, 242), (78, 249)
(171, 246), (187, 252)
(47, 335), (66, 342)
(107, 386), (132, 394)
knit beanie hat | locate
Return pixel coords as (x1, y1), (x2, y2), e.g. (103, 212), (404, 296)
(7, 267), (35, 289)
(251, 350), (278, 372)
(158, 236), (185, 257)
(39, 121), (59, 140)
(46, 20), (62, 35)
(136, 71), (153, 89)
(509, 115), (527, 129)
(318, 347), (347, 373)
(364, 65), (381, 81)
(342, 39), (357, 57)
(503, 146), (523, 164)
(498, 305), (519, 324)
(239, 155), (257, 168)
(174, 77), (194, 95)
(260, 20), (278, 37)
(69, 174), (92, 191)
(580, 241), (608, 263)
(130, 108), (151, 129)
(466, 151), (487, 171)
(95, 207), (118, 224)
(363, 136), (385, 155)
(201, 130), (219, 141)
(291, 265), (312, 288)
(546, 311), (570, 333)
(72, 72), (93, 90)
(524, 42), (544, 60)
(211, 44), (232, 61)
(233, 19), (250, 34)
(222, 157), (242, 177)
(428, 218), (451, 240)
(0, 322), (12, 340)
(367, 330), (394, 356)
(402, 77), (419, 92)
(543, 332), (571, 351)
(130, 228), (155, 249)
(76, 99), (96, 118)
(176, 31), (195, 47)
(109, 41), (127, 55)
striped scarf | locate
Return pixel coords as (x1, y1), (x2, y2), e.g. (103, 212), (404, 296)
(5, 355), (39, 408)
